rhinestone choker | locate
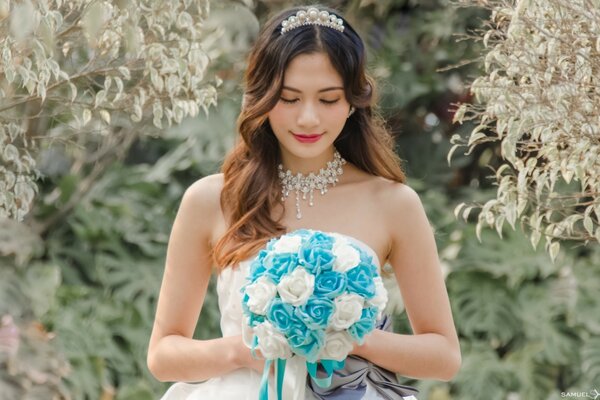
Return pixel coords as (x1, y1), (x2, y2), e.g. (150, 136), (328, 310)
(277, 150), (347, 219)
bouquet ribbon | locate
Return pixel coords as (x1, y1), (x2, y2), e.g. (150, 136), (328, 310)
(253, 337), (346, 400)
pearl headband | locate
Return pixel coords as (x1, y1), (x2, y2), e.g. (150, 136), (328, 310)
(280, 7), (345, 35)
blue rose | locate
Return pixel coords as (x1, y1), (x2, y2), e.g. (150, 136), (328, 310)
(361, 253), (379, 276)
(313, 270), (347, 298)
(249, 252), (269, 280)
(295, 296), (334, 330)
(264, 252), (299, 283)
(266, 298), (295, 334)
(306, 231), (335, 248)
(346, 264), (376, 299)
(348, 306), (378, 344)
(288, 321), (325, 362)
(299, 245), (335, 275)
(287, 318), (309, 348)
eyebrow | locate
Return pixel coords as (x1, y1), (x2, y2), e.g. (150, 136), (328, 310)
(282, 85), (344, 93)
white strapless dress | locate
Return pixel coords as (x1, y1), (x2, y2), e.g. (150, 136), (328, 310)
(159, 232), (418, 400)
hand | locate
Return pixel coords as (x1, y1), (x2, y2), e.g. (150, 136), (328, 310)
(233, 335), (266, 374)
(246, 349), (267, 374)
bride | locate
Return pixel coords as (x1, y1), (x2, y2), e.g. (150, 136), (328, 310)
(147, 5), (461, 399)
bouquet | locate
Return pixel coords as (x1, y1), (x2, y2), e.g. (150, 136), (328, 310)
(241, 229), (388, 399)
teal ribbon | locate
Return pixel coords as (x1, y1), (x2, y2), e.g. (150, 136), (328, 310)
(257, 358), (287, 400)
(251, 336), (259, 359)
(253, 335), (346, 399)
(306, 359), (346, 388)
(253, 336), (287, 400)
(276, 358), (286, 399)
(259, 359), (271, 399)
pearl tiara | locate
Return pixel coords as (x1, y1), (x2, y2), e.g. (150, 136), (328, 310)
(280, 7), (345, 35)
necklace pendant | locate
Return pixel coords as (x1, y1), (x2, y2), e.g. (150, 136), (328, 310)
(278, 149), (347, 221)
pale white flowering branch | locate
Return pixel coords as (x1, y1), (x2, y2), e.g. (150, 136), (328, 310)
(0, 0), (221, 221)
(450, 0), (600, 260)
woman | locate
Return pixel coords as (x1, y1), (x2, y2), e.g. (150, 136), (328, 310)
(147, 4), (461, 399)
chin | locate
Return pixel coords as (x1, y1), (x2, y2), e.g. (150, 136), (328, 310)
(282, 142), (333, 159)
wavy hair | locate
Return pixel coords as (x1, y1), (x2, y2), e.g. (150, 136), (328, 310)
(211, 5), (406, 270)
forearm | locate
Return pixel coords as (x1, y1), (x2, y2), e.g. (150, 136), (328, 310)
(354, 330), (461, 381)
(148, 334), (246, 382)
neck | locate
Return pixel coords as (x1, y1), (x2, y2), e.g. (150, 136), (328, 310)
(279, 148), (337, 175)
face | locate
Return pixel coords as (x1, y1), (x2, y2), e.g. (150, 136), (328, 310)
(267, 52), (351, 166)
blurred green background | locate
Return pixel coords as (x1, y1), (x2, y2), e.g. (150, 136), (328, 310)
(1, 1), (599, 399)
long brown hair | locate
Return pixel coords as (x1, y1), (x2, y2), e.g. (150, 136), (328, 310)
(211, 5), (406, 270)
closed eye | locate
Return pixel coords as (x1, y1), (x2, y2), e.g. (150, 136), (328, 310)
(280, 98), (339, 105)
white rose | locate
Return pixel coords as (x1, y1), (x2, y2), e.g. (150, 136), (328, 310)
(273, 235), (303, 254)
(319, 331), (354, 361)
(254, 321), (292, 359)
(277, 267), (314, 306)
(245, 276), (277, 315)
(331, 293), (364, 330)
(368, 277), (388, 319)
(331, 239), (361, 273)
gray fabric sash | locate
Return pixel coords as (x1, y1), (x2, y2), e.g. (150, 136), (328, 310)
(306, 315), (420, 399)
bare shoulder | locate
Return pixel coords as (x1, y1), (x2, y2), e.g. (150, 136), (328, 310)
(379, 179), (420, 207)
(345, 163), (416, 202)
(183, 173), (224, 207)
(178, 173), (224, 233)
(372, 178), (428, 237)
(369, 177), (420, 208)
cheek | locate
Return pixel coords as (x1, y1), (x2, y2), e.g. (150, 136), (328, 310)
(267, 103), (289, 130)
(329, 104), (349, 121)
(325, 104), (350, 128)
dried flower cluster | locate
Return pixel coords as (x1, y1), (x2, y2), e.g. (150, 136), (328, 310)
(451, 0), (600, 260)
(0, 0), (218, 220)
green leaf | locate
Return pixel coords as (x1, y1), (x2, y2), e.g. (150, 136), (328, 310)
(504, 343), (557, 399)
(58, 174), (79, 204)
(581, 337), (600, 384)
(453, 341), (517, 400)
(517, 284), (581, 365)
(449, 271), (521, 345)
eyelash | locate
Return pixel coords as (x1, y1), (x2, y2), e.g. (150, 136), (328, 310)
(280, 98), (339, 105)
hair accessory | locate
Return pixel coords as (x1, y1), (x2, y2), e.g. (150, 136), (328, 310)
(278, 149), (347, 219)
(281, 7), (345, 35)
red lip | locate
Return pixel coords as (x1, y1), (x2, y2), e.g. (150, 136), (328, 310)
(292, 132), (323, 143)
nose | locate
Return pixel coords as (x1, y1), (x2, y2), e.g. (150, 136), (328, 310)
(297, 101), (320, 129)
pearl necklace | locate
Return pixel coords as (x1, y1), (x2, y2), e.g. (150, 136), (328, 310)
(277, 150), (347, 219)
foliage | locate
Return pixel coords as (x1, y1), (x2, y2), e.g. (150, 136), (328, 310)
(0, 0), (218, 220)
(389, 183), (600, 400)
(0, 0), (257, 397)
(450, 0), (600, 260)
(44, 161), (182, 399)
(0, 217), (70, 399)
(1, 1), (599, 399)
(0, 131), (230, 398)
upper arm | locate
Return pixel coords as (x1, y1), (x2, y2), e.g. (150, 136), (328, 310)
(147, 174), (223, 358)
(386, 183), (459, 344)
